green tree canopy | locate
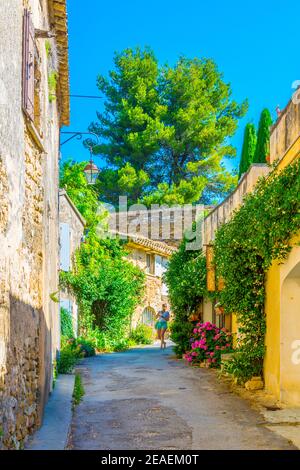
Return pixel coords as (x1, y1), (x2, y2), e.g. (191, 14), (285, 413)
(59, 161), (145, 348)
(59, 160), (101, 228)
(88, 47), (247, 206)
(238, 123), (257, 179)
(253, 108), (272, 164)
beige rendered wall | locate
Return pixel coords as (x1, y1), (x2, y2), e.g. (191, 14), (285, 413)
(264, 234), (300, 405)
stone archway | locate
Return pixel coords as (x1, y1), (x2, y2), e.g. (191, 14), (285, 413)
(141, 306), (156, 328)
(280, 249), (300, 405)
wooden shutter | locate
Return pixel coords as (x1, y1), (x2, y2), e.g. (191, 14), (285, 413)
(22, 9), (35, 121)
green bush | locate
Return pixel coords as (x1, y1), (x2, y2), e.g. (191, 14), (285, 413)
(129, 324), (154, 345)
(57, 345), (78, 374)
(76, 337), (96, 357)
(60, 307), (74, 338)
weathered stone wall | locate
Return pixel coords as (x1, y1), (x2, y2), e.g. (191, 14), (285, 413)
(0, 0), (63, 449)
(59, 191), (85, 256)
(203, 163), (270, 248)
(270, 97), (300, 164)
(126, 247), (170, 328)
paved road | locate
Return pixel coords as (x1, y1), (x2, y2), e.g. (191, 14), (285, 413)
(68, 343), (295, 450)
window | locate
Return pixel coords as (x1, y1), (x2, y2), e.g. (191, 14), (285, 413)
(22, 9), (35, 121)
(142, 307), (155, 327)
(146, 253), (155, 275)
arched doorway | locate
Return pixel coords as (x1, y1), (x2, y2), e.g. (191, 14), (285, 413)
(141, 306), (156, 327)
(281, 255), (300, 405)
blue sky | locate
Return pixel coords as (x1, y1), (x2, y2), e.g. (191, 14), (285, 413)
(61, 0), (300, 172)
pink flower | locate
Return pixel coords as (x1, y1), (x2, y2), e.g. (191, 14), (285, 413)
(193, 328), (198, 333)
(216, 346), (220, 350)
(207, 358), (212, 363)
(212, 358), (217, 363)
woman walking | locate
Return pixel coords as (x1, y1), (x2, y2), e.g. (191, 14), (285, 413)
(155, 303), (170, 349)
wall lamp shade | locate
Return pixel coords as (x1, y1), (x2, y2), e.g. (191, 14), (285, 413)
(83, 162), (100, 185)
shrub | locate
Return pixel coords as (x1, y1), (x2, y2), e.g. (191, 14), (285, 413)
(184, 322), (232, 368)
(57, 345), (79, 374)
(129, 324), (154, 345)
(76, 337), (96, 357)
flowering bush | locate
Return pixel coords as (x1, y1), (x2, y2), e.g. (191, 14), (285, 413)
(184, 322), (232, 368)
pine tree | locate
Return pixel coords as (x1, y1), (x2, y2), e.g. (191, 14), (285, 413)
(88, 47), (248, 205)
(253, 109), (272, 163)
(238, 123), (257, 178)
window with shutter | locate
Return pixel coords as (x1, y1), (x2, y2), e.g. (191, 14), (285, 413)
(22, 9), (35, 121)
(60, 223), (71, 272)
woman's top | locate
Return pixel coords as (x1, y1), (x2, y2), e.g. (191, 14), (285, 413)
(158, 310), (170, 322)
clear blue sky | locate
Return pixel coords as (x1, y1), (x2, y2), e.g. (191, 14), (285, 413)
(61, 0), (300, 172)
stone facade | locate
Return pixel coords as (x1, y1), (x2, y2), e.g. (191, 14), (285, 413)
(202, 163), (270, 249)
(0, 0), (69, 449)
(59, 190), (85, 336)
(125, 239), (176, 328)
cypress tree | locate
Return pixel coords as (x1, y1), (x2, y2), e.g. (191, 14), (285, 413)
(253, 108), (272, 163)
(238, 123), (257, 178)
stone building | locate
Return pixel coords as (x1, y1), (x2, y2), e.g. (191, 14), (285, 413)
(124, 234), (177, 329)
(0, 0), (69, 448)
(59, 189), (86, 336)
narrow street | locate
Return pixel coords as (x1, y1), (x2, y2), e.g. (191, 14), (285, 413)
(68, 344), (295, 450)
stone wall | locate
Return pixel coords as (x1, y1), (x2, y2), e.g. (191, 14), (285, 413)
(270, 97), (300, 164)
(202, 163), (270, 248)
(126, 247), (170, 328)
(0, 0), (65, 449)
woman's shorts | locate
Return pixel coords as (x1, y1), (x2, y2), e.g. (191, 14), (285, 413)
(155, 320), (167, 330)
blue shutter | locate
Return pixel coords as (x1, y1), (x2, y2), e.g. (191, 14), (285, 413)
(60, 223), (70, 271)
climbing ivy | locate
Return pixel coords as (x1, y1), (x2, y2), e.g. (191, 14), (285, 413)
(214, 159), (300, 381)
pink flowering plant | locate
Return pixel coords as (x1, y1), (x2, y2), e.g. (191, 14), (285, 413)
(183, 322), (232, 368)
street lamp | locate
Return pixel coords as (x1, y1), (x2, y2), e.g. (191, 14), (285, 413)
(60, 131), (101, 185)
(83, 161), (100, 185)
